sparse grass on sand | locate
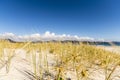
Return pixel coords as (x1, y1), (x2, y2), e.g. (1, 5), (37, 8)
(0, 40), (120, 80)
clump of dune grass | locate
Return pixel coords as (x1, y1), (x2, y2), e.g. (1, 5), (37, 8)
(0, 40), (120, 80)
(21, 42), (120, 80)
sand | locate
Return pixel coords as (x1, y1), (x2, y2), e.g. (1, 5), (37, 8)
(0, 46), (120, 80)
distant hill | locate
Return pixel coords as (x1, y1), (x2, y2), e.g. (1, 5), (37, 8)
(0, 38), (120, 46)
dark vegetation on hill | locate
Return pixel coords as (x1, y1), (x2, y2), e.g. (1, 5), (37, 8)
(0, 39), (120, 46)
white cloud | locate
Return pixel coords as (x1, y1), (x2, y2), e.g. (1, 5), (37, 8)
(79, 37), (94, 41)
(97, 38), (105, 42)
(0, 32), (16, 39)
(0, 31), (95, 42)
(4, 33), (15, 36)
(30, 33), (40, 39)
(44, 31), (50, 37)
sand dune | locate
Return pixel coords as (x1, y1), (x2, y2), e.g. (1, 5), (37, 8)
(0, 46), (120, 80)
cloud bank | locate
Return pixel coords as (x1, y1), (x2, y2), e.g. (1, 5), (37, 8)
(0, 31), (96, 42)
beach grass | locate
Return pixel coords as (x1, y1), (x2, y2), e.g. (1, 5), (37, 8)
(0, 40), (120, 80)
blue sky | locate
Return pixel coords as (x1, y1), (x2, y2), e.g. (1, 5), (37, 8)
(0, 0), (120, 40)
